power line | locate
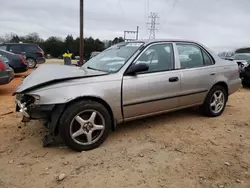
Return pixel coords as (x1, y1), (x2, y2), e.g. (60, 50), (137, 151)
(161, 0), (179, 26)
(115, 0), (133, 29)
(144, 0), (147, 28)
(103, 0), (129, 29)
(158, 0), (171, 17)
(147, 12), (160, 39)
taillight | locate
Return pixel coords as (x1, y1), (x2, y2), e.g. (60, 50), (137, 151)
(20, 55), (25, 64)
(37, 50), (44, 56)
(0, 60), (6, 71)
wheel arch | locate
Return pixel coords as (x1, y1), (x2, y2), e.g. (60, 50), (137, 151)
(213, 81), (228, 97)
(207, 81), (229, 101)
(64, 96), (116, 131)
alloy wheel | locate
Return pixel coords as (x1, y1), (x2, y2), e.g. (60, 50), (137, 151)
(69, 110), (105, 145)
(210, 90), (225, 114)
(27, 59), (35, 68)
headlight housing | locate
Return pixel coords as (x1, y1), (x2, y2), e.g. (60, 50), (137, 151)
(16, 94), (40, 105)
(31, 94), (40, 104)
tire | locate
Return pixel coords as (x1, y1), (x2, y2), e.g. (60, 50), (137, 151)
(26, 58), (37, 68)
(59, 100), (112, 152)
(201, 85), (227, 117)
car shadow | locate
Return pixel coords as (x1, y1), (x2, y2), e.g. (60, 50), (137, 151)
(14, 74), (27, 78)
(114, 107), (202, 134)
(44, 107), (202, 150)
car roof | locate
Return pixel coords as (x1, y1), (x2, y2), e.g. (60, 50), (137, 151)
(131, 39), (201, 45)
(122, 39), (219, 61)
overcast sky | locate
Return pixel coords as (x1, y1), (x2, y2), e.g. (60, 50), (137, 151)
(0, 0), (250, 52)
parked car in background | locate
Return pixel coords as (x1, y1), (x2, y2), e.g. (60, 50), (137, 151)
(0, 43), (45, 68)
(240, 63), (250, 88)
(14, 40), (241, 152)
(0, 50), (28, 73)
(90, 51), (100, 59)
(0, 55), (14, 85)
(229, 53), (250, 65)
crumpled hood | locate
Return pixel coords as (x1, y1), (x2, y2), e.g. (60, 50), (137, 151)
(15, 64), (107, 93)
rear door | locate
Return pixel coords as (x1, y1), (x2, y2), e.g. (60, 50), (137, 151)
(122, 42), (181, 120)
(175, 43), (216, 107)
(9, 44), (24, 55)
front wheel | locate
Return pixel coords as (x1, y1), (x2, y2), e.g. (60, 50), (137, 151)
(59, 100), (112, 152)
(201, 85), (227, 117)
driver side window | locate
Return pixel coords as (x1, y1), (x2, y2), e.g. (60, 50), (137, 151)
(135, 43), (174, 73)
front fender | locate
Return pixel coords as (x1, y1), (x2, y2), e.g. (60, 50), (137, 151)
(27, 80), (123, 122)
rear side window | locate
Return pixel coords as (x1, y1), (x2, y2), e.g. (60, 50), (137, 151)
(9, 45), (23, 53)
(25, 45), (41, 51)
(202, 51), (213, 65)
(177, 44), (203, 69)
(0, 45), (7, 51)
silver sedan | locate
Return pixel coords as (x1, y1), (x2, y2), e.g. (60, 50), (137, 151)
(15, 40), (241, 151)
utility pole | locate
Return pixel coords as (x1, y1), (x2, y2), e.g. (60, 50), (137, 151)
(123, 26), (139, 41)
(79, 0), (84, 65)
(136, 26), (139, 40)
(147, 12), (159, 39)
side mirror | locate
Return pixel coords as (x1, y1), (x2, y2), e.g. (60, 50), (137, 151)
(126, 63), (149, 75)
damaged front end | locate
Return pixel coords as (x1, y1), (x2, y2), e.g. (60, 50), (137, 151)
(15, 94), (65, 145)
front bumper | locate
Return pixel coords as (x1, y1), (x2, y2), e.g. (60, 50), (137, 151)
(16, 100), (54, 119)
(15, 96), (65, 133)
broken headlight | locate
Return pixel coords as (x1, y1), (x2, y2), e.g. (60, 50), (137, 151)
(17, 94), (40, 105)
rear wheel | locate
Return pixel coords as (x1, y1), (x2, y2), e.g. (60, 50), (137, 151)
(201, 85), (227, 117)
(26, 58), (37, 68)
(59, 100), (112, 152)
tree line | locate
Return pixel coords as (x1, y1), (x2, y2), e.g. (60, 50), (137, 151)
(0, 33), (124, 59)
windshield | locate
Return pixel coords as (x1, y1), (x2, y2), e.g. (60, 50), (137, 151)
(231, 53), (250, 60)
(82, 42), (144, 72)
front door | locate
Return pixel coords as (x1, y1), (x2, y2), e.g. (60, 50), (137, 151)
(122, 43), (181, 120)
(176, 43), (216, 107)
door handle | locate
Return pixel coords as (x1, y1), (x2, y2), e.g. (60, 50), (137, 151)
(169, 77), (179, 82)
(210, 73), (215, 75)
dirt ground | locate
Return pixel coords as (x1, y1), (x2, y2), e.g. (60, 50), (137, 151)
(0, 61), (250, 188)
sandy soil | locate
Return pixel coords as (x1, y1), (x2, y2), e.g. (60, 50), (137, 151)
(0, 62), (250, 188)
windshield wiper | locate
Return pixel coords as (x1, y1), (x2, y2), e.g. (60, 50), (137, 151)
(87, 66), (108, 72)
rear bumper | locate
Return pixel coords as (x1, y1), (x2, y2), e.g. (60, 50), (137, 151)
(13, 65), (28, 73)
(0, 70), (14, 85)
(36, 57), (46, 64)
(228, 79), (241, 95)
